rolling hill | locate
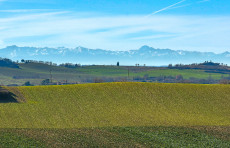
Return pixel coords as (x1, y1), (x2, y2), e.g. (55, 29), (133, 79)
(1, 82), (229, 128)
(0, 82), (230, 147)
(0, 62), (229, 86)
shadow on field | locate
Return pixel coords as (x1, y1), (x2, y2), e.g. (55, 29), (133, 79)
(0, 88), (18, 103)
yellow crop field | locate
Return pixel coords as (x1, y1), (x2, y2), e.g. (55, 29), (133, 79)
(0, 82), (229, 128)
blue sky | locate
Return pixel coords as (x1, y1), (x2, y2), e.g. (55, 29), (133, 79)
(0, 0), (230, 52)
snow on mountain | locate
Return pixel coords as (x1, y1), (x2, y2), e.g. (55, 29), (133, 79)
(0, 45), (229, 66)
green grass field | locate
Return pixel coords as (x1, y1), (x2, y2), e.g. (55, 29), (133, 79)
(0, 82), (229, 147)
(1, 82), (230, 128)
(1, 126), (229, 147)
(135, 69), (226, 79)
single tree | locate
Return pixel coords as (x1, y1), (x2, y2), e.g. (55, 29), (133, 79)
(23, 81), (33, 86)
(41, 79), (50, 85)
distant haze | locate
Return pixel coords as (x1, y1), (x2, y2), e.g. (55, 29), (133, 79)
(1, 45), (230, 66)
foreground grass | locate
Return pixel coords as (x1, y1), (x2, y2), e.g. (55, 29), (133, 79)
(0, 126), (229, 147)
(1, 83), (229, 147)
(0, 82), (229, 128)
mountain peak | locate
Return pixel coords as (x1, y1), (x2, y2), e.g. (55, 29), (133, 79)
(6, 45), (18, 49)
(138, 45), (154, 52)
(139, 45), (151, 49)
(0, 45), (230, 66)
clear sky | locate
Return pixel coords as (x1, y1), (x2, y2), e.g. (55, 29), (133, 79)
(0, 0), (230, 52)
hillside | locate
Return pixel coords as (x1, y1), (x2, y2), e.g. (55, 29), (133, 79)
(1, 82), (229, 128)
(0, 62), (229, 86)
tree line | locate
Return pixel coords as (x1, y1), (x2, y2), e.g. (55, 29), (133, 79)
(0, 58), (19, 68)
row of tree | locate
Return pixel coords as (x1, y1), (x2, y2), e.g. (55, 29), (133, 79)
(0, 58), (19, 68)
(20, 59), (82, 68)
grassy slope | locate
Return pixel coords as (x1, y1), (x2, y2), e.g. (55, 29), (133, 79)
(1, 127), (229, 147)
(17, 63), (230, 79)
(0, 82), (229, 128)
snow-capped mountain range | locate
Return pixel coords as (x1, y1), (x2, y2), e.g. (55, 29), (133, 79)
(0, 45), (230, 66)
